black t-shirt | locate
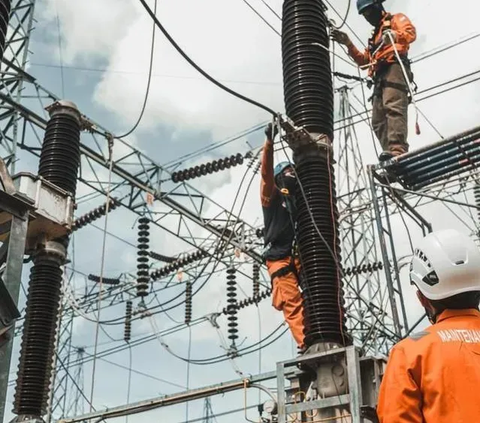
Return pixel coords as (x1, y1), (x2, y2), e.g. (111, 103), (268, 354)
(262, 192), (295, 261)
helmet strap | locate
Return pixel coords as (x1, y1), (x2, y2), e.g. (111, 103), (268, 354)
(424, 306), (438, 324)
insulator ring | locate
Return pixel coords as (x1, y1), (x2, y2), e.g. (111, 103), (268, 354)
(253, 263), (260, 299)
(72, 198), (118, 231)
(137, 217), (151, 298)
(474, 184), (480, 222)
(342, 261), (383, 277)
(170, 153), (248, 183)
(185, 281), (193, 324)
(150, 249), (207, 281)
(87, 274), (120, 285)
(226, 267), (238, 343)
(124, 301), (132, 343)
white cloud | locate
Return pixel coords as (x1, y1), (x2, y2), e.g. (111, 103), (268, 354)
(14, 1), (480, 421)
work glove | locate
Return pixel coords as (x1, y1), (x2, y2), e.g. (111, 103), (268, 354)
(331, 29), (351, 46)
(382, 30), (397, 45)
(264, 122), (279, 141)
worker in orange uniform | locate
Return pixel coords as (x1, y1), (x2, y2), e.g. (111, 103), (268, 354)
(377, 229), (480, 422)
(331, 0), (416, 161)
(260, 122), (306, 352)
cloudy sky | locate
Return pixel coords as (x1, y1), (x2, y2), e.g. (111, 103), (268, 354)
(5, 0), (480, 422)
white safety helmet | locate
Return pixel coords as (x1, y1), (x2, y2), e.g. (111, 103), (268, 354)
(409, 229), (480, 300)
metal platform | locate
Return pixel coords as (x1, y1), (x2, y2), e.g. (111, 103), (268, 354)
(372, 126), (480, 190)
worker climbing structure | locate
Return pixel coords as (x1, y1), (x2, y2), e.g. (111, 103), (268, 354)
(0, 0), (479, 422)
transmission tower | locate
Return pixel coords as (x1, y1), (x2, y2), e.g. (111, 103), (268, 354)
(202, 397), (215, 423)
(67, 347), (86, 417)
(335, 86), (398, 354)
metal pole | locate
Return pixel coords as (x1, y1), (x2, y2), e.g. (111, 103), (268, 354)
(368, 167), (402, 336)
(0, 213), (30, 422)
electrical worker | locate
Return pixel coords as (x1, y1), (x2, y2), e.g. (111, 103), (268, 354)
(331, 0), (416, 161)
(260, 122), (306, 352)
(377, 229), (480, 422)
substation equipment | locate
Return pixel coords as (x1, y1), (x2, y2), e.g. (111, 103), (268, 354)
(3, 0), (480, 422)
(0, 100), (83, 423)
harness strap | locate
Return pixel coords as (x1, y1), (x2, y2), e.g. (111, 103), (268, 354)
(270, 257), (299, 283)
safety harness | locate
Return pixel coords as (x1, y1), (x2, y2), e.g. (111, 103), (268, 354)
(268, 195), (300, 284)
(269, 257), (299, 282)
(367, 13), (417, 102)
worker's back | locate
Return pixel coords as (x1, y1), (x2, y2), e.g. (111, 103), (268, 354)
(378, 309), (480, 422)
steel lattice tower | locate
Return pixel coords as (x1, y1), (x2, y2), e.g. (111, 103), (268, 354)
(335, 86), (399, 354)
(202, 397), (215, 423)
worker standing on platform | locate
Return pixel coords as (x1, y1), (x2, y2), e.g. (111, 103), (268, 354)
(377, 229), (480, 422)
(260, 123), (306, 352)
(331, 0), (416, 162)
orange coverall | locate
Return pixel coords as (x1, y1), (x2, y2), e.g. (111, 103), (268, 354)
(377, 309), (480, 422)
(261, 138), (305, 349)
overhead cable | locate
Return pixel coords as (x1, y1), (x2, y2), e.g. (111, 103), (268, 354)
(138, 0), (277, 116)
(241, 0), (280, 36)
(115, 0), (158, 139)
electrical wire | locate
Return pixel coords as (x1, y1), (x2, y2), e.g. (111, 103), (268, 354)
(241, 0), (281, 36)
(125, 346), (132, 423)
(88, 139), (115, 411)
(82, 350), (185, 388)
(259, 0), (281, 20)
(55, 0), (65, 98)
(185, 327), (192, 422)
(138, 0), (277, 116)
(329, 0), (351, 30)
(148, 314), (287, 365)
(115, 0), (157, 139)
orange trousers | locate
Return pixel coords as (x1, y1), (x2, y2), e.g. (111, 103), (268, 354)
(266, 257), (306, 349)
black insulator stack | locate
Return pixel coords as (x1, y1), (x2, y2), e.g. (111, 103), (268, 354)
(150, 250), (208, 281)
(252, 263), (260, 299)
(343, 261), (383, 277)
(171, 153), (245, 183)
(282, 0), (334, 141)
(13, 254), (63, 416)
(87, 274), (120, 285)
(14, 101), (81, 419)
(474, 183), (480, 223)
(124, 301), (132, 343)
(0, 1), (12, 62)
(72, 198), (119, 231)
(136, 217), (150, 298)
(295, 157), (347, 346)
(282, 0), (346, 347)
(149, 250), (176, 263)
(185, 281), (192, 325)
(38, 101), (82, 196)
(222, 288), (271, 314)
(226, 267), (238, 344)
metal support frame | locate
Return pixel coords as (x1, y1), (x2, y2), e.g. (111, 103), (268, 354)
(0, 173), (33, 422)
(367, 150), (480, 339)
(276, 347), (384, 423)
(368, 167), (432, 338)
(336, 87), (397, 354)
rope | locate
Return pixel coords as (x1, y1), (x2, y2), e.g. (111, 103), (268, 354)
(88, 136), (115, 411)
(385, 31), (421, 135)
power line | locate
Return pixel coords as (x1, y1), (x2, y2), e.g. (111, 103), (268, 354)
(241, 0), (280, 36)
(330, 0), (351, 30)
(258, 0), (281, 20)
(115, 0), (158, 139)
(29, 63), (283, 86)
(138, 0), (277, 116)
